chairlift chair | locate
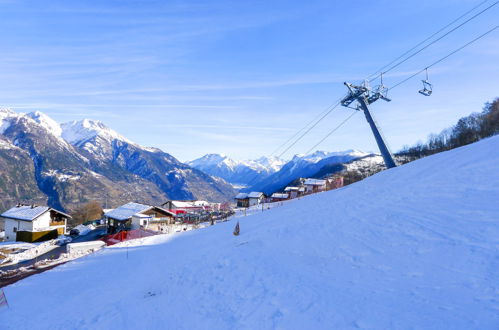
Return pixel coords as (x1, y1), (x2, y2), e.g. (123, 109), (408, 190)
(419, 68), (433, 96)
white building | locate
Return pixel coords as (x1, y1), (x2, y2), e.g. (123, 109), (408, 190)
(303, 179), (327, 193)
(0, 205), (70, 242)
(247, 192), (265, 206)
(271, 193), (289, 202)
(284, 186), (301, 199)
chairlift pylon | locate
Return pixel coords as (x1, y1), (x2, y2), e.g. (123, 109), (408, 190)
(419, 68), (433, 96)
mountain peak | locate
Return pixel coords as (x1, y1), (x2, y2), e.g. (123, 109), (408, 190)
(26, 111), (63, 137)
(61, 119), (131, 145)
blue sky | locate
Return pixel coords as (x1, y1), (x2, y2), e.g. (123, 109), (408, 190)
(1, 0), (498, 161)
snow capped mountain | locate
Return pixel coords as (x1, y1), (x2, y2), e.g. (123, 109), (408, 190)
(0, 109), (236, 210)
(61, 119), (131, 146)
(188, 154), (285, 186)
(26, 110), (63, 137)
(0, 108), (17, 134)
(249, 149), (373, 194)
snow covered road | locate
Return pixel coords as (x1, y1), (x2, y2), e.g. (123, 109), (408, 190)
(1, 136), (499, 329)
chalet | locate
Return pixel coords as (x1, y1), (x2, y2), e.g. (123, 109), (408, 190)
(105, 202), (175, 234)
(303, 179), (327, 193)
(327, 176), (344, 190)
(234, 193), (249, 208)
(162, 200), (218, 213)
(0, 204), (70, 242)
(270, 193), (289, 202)
(284, 186), (301, 199)
(247, 192), (265, 206)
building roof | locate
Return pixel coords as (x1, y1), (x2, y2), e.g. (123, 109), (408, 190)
(284, 186), (300, 191)
(105, 202), (152, 221)
(271, 193), (289, 199)
(303, 179), (327, 186)
(235, 193), (248, 199)
(1, 205), (71, 222)
(248, 192), (264, 198)
(169, 200), (211, 208)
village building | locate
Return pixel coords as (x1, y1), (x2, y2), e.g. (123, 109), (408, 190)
(104, 202), (175, 234)
(303, 179), (327, 194)
(234, 193), (249, 208)
(247, 192), (265, 206)
(270, 193), (289, 202)
(327, 176), (344, 190)
(162, 200), (218, 213)
(0, 204), (70, 242)
(284, 186), (301, 199)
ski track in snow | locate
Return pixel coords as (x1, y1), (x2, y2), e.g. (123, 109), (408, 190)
(1, 136), (499, 329)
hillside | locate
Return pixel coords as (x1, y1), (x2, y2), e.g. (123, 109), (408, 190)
(2, 136), (499, 328)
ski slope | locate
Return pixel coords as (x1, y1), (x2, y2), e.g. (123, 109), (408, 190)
(2, 136), (499, 329)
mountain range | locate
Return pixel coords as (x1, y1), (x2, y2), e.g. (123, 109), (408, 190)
(0, 108), (236, 212)
(189, 150), (378, 195)
(188, 154), (285, 188)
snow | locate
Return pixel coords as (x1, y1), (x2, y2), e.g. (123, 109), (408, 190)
(61, 119), (132, 146)
(104, 202), (152, 221)
(2, 136), (499, 328)
(0, 107), (16, 134)
(303, 178), (327, 185)
(1, 205), (50, 221)
(0, 139), (15, 149)
(293, 149), (369, 163)
(43, 169), (81, 182)
(1, 239), (60, 265)
(247, 191), (264, 198)
(235, 192), (248, 199)
(71, 224), (94, 236)
(26, 111), (63, 137)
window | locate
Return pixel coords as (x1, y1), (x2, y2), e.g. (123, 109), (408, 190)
(13, 227), (17, 232)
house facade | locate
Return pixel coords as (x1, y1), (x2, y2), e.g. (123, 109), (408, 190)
(270, 193), (289, 202)
(303, 179), (327, 193)
(247, 192), (265, 206)
(327, 177), (344, 190)
(284, 186), (301, 199)
(162, 200), (219, 213)
(105, 202), (175, 234)
(234, 193), (249, 208)
(0, 205), (70, 242)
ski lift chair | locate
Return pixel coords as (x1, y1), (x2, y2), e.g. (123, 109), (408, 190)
(419, 68), (433, 96)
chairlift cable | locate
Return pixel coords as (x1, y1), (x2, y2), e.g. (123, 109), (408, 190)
(300, 24), (499, 160)
(269, 99), (341, 156)
(366, 0), (491, 81)
(260, 4), (498, 163)
(304, 111), (358, 155)
(389, 24), (499, 91)
(369, 0), (499, 83)
(277, 99), (343, 159)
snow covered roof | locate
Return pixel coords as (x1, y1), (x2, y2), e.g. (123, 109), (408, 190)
(1, 205), (71, 221)
(170, 200), (211, 208)
(105, 202), (152, 221)
(271, 193), (289, 199)
(235, 193), (248, 199)
(105, 202), (175, 221)
(248, 192), (264, 198)
(303, 179), (327, 186)
(284, 186), (300, 191)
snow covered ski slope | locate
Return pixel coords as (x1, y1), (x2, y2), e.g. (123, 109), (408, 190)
(2, 136), (499, 329)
